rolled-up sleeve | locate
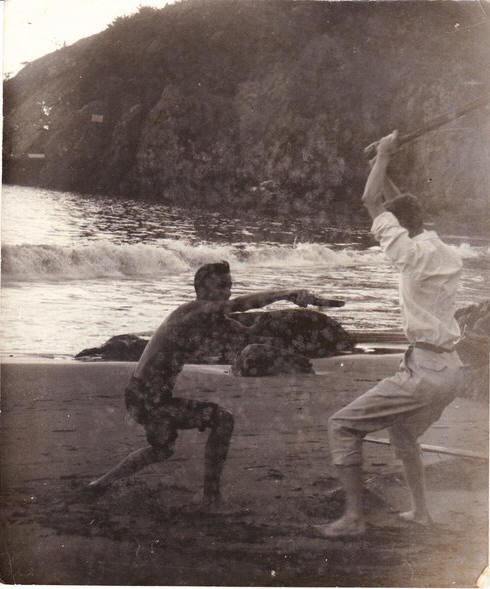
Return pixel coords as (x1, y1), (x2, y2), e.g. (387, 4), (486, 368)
(371, 212), (416, 269)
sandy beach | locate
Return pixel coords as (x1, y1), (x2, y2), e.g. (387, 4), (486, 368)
(1, 354), (488, 586)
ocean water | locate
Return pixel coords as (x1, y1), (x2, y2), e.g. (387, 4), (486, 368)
(1, 184), (488, 359)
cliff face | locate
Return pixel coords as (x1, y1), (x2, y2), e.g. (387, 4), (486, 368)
(3, 0), (490, 231)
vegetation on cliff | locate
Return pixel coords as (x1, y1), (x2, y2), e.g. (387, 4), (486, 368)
(3, 0), (490, 232)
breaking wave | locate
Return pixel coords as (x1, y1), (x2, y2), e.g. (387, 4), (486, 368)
(2, 239), (487, 282)
(1, 240), (366, 281)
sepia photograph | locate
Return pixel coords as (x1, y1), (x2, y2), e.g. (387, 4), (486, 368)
(1, 0), (489, 586)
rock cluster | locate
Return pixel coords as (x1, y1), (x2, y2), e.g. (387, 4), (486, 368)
(231, 344), (314, 377)
(455, 300), (489, 403)
(75, 309), (355, 365)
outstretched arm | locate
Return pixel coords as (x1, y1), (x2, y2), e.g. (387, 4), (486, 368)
(223, 288), (345, 336)
(224, 289), (312, 313)
(187, 291), (345, 324)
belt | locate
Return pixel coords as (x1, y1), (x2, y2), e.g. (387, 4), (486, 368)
(413, 342), (454, 354)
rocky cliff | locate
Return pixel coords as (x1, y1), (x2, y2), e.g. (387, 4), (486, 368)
(3, 0), (490, 232)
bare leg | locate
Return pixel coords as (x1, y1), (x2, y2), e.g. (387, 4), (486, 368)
(398, 448), (432, 525)
(313, 465), (366, 537)
(202, 409), (234, 505)
(87, 445), (173, 490)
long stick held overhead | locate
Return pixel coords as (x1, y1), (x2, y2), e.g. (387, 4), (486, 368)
(364, 93), (490, 158)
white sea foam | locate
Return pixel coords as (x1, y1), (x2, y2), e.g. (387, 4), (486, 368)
(2, 239), (487, 282)
(2, 185), (488, 357)
(451, 242), (488, 259)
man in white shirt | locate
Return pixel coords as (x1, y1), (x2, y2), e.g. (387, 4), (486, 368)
(314, 131), (464, 538)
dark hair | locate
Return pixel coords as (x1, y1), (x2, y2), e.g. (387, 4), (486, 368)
(194, 261), (230, 293)
(385, 193), (424, 235)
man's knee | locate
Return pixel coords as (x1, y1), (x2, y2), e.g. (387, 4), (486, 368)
(328, 411), (346, 440)
(145, 421), (178, 458)
(149, 440), (175, 461)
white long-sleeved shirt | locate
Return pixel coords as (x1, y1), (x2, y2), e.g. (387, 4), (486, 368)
(371, 211), (463, 348)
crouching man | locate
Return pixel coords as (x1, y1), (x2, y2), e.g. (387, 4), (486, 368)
(315, 131), (464, 537)
(87, 261), (316, 508)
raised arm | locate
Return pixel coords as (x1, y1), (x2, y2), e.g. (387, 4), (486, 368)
(383, 175), (402, 201)
(366, 160), (401, 202)
(362, 131), (399, 220)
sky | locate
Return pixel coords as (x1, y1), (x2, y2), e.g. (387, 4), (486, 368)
(2, 0), (175, 77)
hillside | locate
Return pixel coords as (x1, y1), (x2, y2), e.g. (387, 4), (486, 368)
(3, 0), (490, 232)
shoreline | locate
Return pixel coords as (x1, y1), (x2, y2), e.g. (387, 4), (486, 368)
(0, 340), (408, 366)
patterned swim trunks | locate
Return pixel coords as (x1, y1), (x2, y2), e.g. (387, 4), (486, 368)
(125, 375), (219, 448)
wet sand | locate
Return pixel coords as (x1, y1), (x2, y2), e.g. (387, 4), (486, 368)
(0, 355), (488, 586)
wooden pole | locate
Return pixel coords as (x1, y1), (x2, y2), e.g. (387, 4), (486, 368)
(363, 436), (487, 461)
(364, 93), (490, 158)
(349, 331), (407, 344)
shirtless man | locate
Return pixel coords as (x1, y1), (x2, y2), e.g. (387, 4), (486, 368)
(314, 131), (464, 537)
(88, 261), (318, 507)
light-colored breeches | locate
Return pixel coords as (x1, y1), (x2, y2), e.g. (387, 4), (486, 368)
(328, 347), (464, 466)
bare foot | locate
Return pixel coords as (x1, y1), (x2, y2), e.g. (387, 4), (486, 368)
(398, 510), (433, 526)
(312, 516), (366, 538)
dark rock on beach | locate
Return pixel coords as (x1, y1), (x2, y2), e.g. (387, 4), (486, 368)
(231, 344), (314, 377)
(455, 300), (490, 364)
(75, 309), (355, 363)
(455, 300), (489, 403)
(74, 302), (490, 401)
(231, 309), (355, 358)
(75, 334), (148, 362)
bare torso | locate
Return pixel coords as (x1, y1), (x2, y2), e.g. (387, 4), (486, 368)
(133, 300), (228, 384)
